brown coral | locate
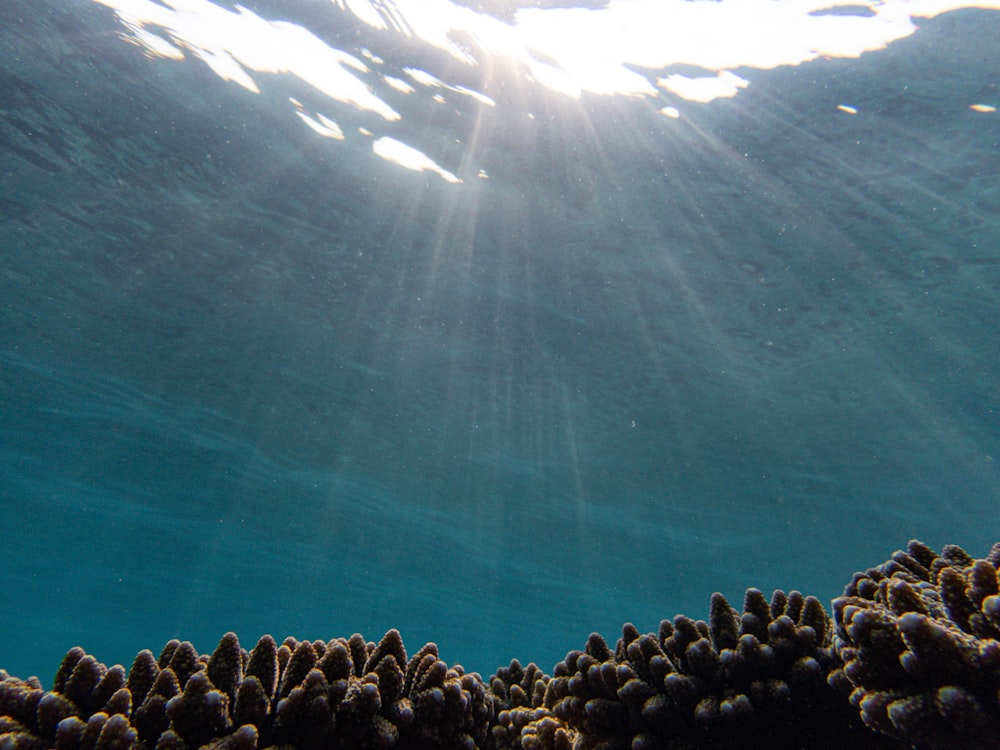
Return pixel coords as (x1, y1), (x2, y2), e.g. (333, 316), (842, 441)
(1, 630), (493, 750)
(2, 541), (997, 750)
(542, 588), (895, 749)
(488, 660), (575, 750)
(832, 540), (1000, 749)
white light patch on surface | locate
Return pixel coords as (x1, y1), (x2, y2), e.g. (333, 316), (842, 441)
(341, 0), (525, 65)
(838, 104), (859, 114)
(292, 96), (345, 138)
(195, 46), (260, 92)
(117, 17), (185, 59)
(384, 76), (416, 94)
(295, 111), (346, 139)
(335, 0), (389, 31)
(404, 68), (495, 106)
(372, 137), (462, 183)
(96, 0), (1000, 112)
(515, 0), (1000, 100)
(338, 0), (1000, 103)
(92, 0), (1000, 178)
(95, 0), (400, 120)
(657, 71), (749, 103)
(452, 85), (495, 107)
(404, 68), (439, 87)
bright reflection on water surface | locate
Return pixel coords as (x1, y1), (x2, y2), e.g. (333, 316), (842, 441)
(94, 0), (1000, 179)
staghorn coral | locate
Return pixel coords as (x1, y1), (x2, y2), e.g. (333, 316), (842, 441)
(832, 540), (1000, 749)
(488, 660), (576, 750)
(2, 541), (997, 749)
(541, 588), (897, 749)
(1, 630), (493, 750)
(0, 671), (45, 734)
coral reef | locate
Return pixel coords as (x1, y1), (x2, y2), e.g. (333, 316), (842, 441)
(831, 540), (1000, 750)
(489, 660), (575, 750)
(1, 630), (491, 750)
(540, 589), (896, 749)
(1, 541), (998, 750)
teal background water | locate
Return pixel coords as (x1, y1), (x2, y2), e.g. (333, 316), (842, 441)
(1, 1), (998, 685)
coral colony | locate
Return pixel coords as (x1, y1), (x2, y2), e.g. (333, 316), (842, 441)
(2, 541), (999, 750)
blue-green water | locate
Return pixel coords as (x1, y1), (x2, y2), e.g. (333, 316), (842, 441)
(1, 0), (998, 686)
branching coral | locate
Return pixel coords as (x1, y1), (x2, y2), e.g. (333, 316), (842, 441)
(831, 540), (1000, 749)
(2, 541), (997, 750)
(541, 587), (897, 749)
(488, 660), (575, 750)
(1, 630), (492, 750)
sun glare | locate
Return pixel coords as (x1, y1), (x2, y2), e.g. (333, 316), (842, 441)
(92, 0), (1000, 182)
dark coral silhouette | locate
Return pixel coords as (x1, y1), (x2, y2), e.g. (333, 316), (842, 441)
(831, 540), (1000, 750)
(2, 541), (998, 750)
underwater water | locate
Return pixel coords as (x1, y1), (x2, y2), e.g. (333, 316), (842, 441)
(0, 0), (998, 687)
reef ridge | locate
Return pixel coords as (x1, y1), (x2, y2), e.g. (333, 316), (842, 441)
(2, 540), (998, 750)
